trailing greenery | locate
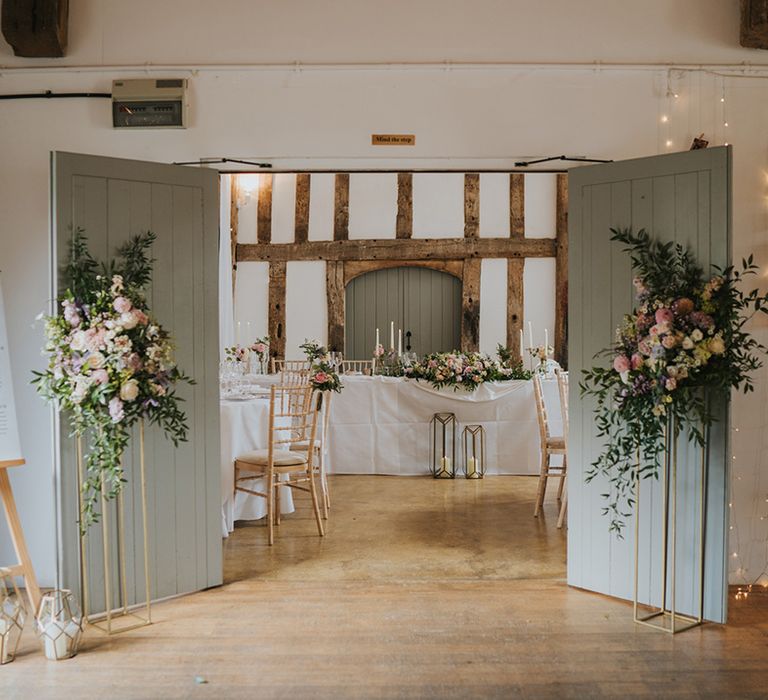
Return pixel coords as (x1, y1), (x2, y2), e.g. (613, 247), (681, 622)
(34, 229), (193, 530)
(581, 227), (768, 534)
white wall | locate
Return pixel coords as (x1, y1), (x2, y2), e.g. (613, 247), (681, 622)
(1, 0), (767, 586)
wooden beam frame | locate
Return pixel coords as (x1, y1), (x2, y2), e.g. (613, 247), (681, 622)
(396, 173), (413, 239)
(326, 261), (345, 352)
(741, 0), (768, 49)
(506, 258), (525, 359)
(344, 259), (463, 284)
(464, 173), (480, 238)
(231, 171), (569, 360)
(268, 261), (286, 361)
(294, 173), (311, 243)
(510, 174), (525, 239)
(1, 0), (69, 57)
(461, 258), (481, 352)
(334, 174), (350, 241)
(257, 174), (273, 244)
(237, 236), (555, 263)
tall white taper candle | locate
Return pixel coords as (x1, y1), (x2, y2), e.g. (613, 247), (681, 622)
(390, 321), (395, 350)
(376, 327), (380, 350)
(519, 329), (524, 361)
(528, 321), (534, 350)
(398, 329), (402, 357)
(544, 328), (549, 357)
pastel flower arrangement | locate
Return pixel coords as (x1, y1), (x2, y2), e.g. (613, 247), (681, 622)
(582, 228), (768, 533)
(409, 350), (531, 390)
(249, 336), (270, 362)
(224, 345), (248, 362)
(528, 344), (554, 362)
(300, 339), (343, 393)
(34, 231), (193, 529)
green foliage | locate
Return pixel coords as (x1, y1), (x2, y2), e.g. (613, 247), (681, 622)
(34, 229), (193, 530)
(581, 228), (768, 534)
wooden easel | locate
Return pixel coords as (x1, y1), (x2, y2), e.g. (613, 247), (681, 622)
(0, 459), (41, 612)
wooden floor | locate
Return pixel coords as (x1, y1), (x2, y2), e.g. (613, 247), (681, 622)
(2, 476), (767, 699)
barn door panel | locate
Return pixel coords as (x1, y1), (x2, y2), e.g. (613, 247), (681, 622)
(52, 152), (222, 611)
(567, 147), (731, 623)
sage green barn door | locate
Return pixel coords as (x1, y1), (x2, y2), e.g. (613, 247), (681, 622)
(568, 146), (731, 623)
(52, 152), (222, 611)
(344, 266), (461, 359)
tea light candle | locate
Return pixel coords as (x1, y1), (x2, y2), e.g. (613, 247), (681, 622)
(0, 617), (9, 663)
(43, 621), (68, 660)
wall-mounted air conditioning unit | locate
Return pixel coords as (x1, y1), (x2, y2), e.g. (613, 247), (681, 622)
(112, 79), (188, 128)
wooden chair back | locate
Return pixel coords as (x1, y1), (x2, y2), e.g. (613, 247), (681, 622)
(532, 373), (555, 446)
(271, 359), (311, 375)
(341, 360), (372, 374)
(555, 369), (569, 442)
(268, 384), (319, 467)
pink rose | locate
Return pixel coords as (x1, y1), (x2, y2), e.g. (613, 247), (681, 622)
(631, 354), (643, 370)
(314, 372), (329, 384)
(655, 308), (674, 325)
(613, 355), (631, 373)
(113, 296), (132, 314)
(253, 343), (267, 354)
(665, 377), (677, 391)
(92, 369), (109, 385)
(638, 339), (652, 356)
(661, 335), (677, 349)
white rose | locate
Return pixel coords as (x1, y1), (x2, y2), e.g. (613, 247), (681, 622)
(71, 331), (87, 352)
(120, 379), (140, 402)
(87, 352), (105, 369)
(691, 329), (703, 342)
(682, 337), (694, 350)
(120, 311), (139, 330)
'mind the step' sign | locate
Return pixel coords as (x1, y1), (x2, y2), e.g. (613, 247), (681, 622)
(0, 273), (22, 463)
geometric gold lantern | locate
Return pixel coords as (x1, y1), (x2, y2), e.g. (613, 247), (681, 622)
(34, 588), (83, 661)
(0, 567), (26, 664)
(462, 425), (486, 479)
(430, 412), (457, 478)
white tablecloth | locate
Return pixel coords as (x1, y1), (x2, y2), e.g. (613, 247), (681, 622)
(220, 397), (294, 537)
(255, 374), (562, 476)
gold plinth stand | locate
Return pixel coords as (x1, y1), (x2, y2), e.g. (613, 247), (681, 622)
(77, 420), (151, 635)
(633, 418), (706, 634)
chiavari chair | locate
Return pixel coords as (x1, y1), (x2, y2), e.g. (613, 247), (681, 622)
(233, 384), (324, 545)
(532, 373), (567, 518)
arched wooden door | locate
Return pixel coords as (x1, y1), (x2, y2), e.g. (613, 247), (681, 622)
(344, 266), (461, 359)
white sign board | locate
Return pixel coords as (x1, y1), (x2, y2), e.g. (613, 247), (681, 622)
(0, 273), (22, 463)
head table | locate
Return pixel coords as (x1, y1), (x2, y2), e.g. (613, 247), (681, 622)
(251, 374), (562, 475)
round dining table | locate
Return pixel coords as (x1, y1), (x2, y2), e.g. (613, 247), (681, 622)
(220, 395), (294, 537)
